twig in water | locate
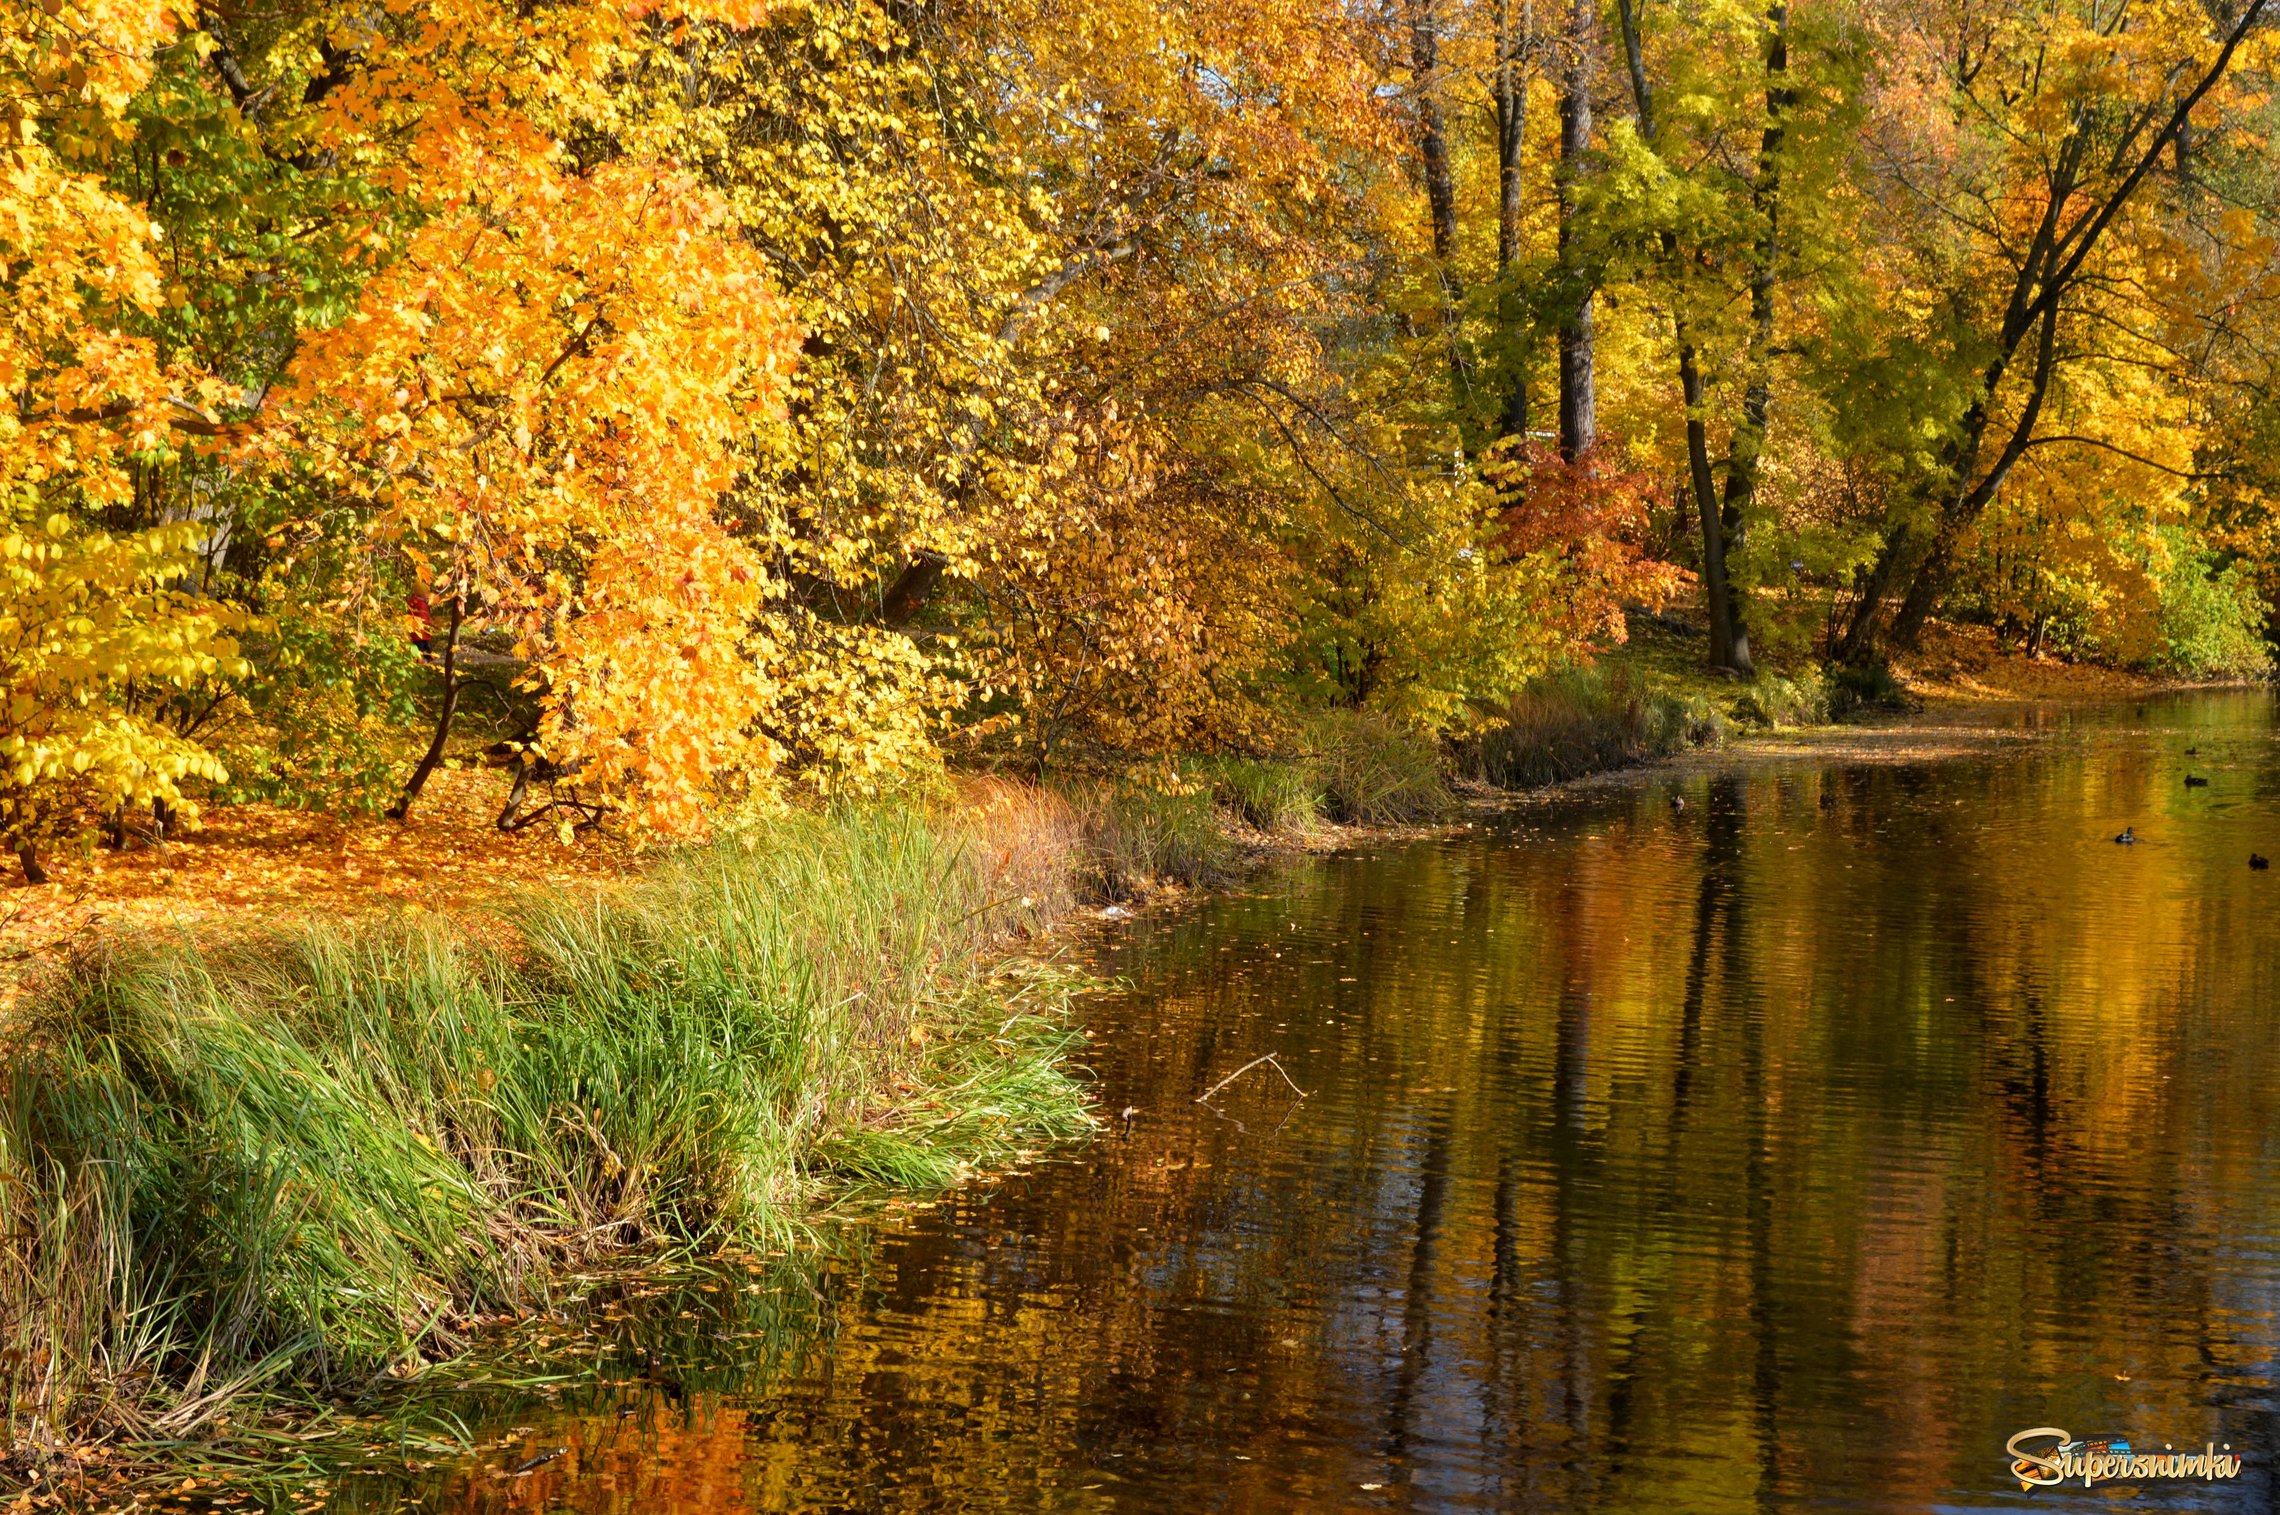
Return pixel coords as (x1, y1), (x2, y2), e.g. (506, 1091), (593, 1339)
(1195, 1053), (1308, 1105)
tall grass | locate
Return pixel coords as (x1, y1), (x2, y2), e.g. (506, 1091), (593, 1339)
(1466, 666), (1727, 788)
(1062, 778), (1238, 898)
(1302, 712), (1454, 823)
(1198, 755), (1324, 833)
(0, 804), (1092, 1467)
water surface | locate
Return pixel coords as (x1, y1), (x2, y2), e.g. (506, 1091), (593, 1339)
(395, 693), (2280, 1512)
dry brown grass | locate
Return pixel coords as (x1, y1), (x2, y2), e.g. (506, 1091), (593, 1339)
(948, 776), (1088, 924)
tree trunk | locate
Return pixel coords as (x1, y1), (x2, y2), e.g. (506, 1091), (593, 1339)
(1705, 0), (1789, 679)
(16, 844), (45, 886)
(1889, 533), (1952, 649)
(879, 549), (949, 627)
(388, 594), (464, 822)
(1495, 0), (1530, 273)
(1493, 0), (1533, 443)
(1616, 0), (1750, 673)
(1678, 342), (1740, 671)
(1407, 0), (1469, 403)
(1408, 0), (1461, 276)
(1852, 299), (2058, 654)
(1555, 0), (1596, 460)
(1835, 521), (1909, 663)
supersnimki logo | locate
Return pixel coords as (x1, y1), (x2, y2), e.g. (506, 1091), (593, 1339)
(2005, 1427), (2244, 1490)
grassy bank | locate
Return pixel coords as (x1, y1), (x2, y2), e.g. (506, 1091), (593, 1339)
(1058, 712), (1458, 899)
(0, 802), (1093, 1478)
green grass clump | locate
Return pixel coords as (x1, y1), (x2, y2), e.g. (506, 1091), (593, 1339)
(1303, 712), (1454, 824)
(1198, 755), (1323, 833)
(1467, 665), (1726, 788)
(0, 804), (1092, 1464)
(1068, 780), (1237, 897)
(1827, 655), (1915, 715)
(1730, 670), (1831, 729)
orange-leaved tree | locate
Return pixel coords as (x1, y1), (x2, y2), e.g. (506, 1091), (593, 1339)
(243, 0), (897, 836)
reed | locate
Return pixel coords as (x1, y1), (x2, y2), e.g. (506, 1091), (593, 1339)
(0, 803), (1093, 1470)
(1466, 666), (1727, 788)
(1301, 712), (1454, 824)
(1062, 778), (1239, 898)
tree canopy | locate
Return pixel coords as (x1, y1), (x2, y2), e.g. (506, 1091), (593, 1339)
(4, 0), (2275, 851)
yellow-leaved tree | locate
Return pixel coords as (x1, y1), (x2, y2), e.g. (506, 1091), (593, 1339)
(1, 0), (247, 877)
(226, 0), (901, 835)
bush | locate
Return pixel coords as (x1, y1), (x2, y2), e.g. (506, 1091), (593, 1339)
(1302, 711), (1454, 824)
(1467, 665), (1724, 788)
(1827, 656), (1914, 716)
(1064, 779), (1237, 897)
(1730, 670), (1830, 729)
(2149, 537), (2272, 679)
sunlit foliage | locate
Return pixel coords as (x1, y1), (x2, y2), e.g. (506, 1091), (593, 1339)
(4, 0), (2277, 859)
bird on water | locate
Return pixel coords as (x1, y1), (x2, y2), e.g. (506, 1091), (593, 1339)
(2253, 854), (2270, 871)
(2115, 826), (2137, 845)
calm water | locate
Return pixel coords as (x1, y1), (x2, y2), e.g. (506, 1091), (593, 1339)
(389, 693), (2280, 1513)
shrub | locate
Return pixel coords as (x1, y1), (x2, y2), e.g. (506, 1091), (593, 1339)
(1302, 711), (1454, 824)
(1827, 656), (1914, 716)
(1199, 755), (1323, 833)
(1730, 670), (1830, 729)
(1467, 665), (1723, 788)
(1062, 779), (1236, 897)
(2148, 536), (2272, 679)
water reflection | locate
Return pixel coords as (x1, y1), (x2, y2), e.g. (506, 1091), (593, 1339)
(384, 693), (2280, 1512)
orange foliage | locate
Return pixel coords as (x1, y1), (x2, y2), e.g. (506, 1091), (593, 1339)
(1489, 442), (1686, 648)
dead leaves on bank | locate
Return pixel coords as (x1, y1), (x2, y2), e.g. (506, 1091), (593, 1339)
(0, 770), (633, 996)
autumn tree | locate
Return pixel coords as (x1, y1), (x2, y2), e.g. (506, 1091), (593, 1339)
(1833, 0), (2275, 660)
(1, 0), (253, 878)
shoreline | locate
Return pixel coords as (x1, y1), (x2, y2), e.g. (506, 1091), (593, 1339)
(1, 661), (2262, 1506)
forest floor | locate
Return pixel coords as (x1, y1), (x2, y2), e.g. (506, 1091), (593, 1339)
(0, 621), (2247, 992)
(0, 769), (634, 1004)
(1886, 621), (2235, 703)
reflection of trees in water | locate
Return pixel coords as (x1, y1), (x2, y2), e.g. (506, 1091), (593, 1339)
(395, 720), (2280, 1513)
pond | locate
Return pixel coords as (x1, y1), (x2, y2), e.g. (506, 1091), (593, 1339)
(378, 692), (2280, 1512)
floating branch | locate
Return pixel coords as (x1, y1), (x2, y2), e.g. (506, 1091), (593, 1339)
(1196, 1052), (1309, 1105)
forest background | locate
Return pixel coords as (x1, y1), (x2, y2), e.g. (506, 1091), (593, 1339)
(9, 0), (2279, 873)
